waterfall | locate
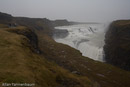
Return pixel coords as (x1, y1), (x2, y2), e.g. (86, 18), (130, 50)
(53, 24), (106, 62)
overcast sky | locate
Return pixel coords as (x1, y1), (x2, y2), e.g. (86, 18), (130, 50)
(0, 0), (130, 22)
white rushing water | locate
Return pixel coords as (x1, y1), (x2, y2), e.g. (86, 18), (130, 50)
(53, 24), (106, 62)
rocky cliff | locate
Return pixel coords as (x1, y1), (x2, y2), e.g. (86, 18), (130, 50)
(104, 20), (130, 71)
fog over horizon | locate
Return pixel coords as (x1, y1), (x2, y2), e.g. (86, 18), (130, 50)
(0, 0), (130, 22)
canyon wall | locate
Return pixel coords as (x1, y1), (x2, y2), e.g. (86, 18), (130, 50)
(104, 20), (130, 70)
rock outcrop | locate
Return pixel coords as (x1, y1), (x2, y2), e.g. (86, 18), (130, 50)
(104, 20), (130, 71)
(6, 27), (41, 54)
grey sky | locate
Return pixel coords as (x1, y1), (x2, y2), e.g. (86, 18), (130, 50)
(0, 0), (130, 22)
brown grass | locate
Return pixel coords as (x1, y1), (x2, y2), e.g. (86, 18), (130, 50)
(0, 25), (92, 87)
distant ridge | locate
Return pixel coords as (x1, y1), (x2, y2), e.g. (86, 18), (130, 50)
(0, 12), (13, 23)
(51, 19), (71, 27)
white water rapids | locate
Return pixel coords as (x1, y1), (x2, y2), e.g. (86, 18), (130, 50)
(53, 24), (106, 62)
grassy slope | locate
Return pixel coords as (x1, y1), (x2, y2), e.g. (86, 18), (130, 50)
(37, 30), (130, 87)
(0, 25), (92, 87)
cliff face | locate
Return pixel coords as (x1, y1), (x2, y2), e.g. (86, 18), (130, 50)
(104, 20), (130, 71)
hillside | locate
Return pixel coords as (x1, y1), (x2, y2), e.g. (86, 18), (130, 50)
(0, 12), (130, 87)
(0, 25), (92, 87)
(104, 20), (130, 71)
